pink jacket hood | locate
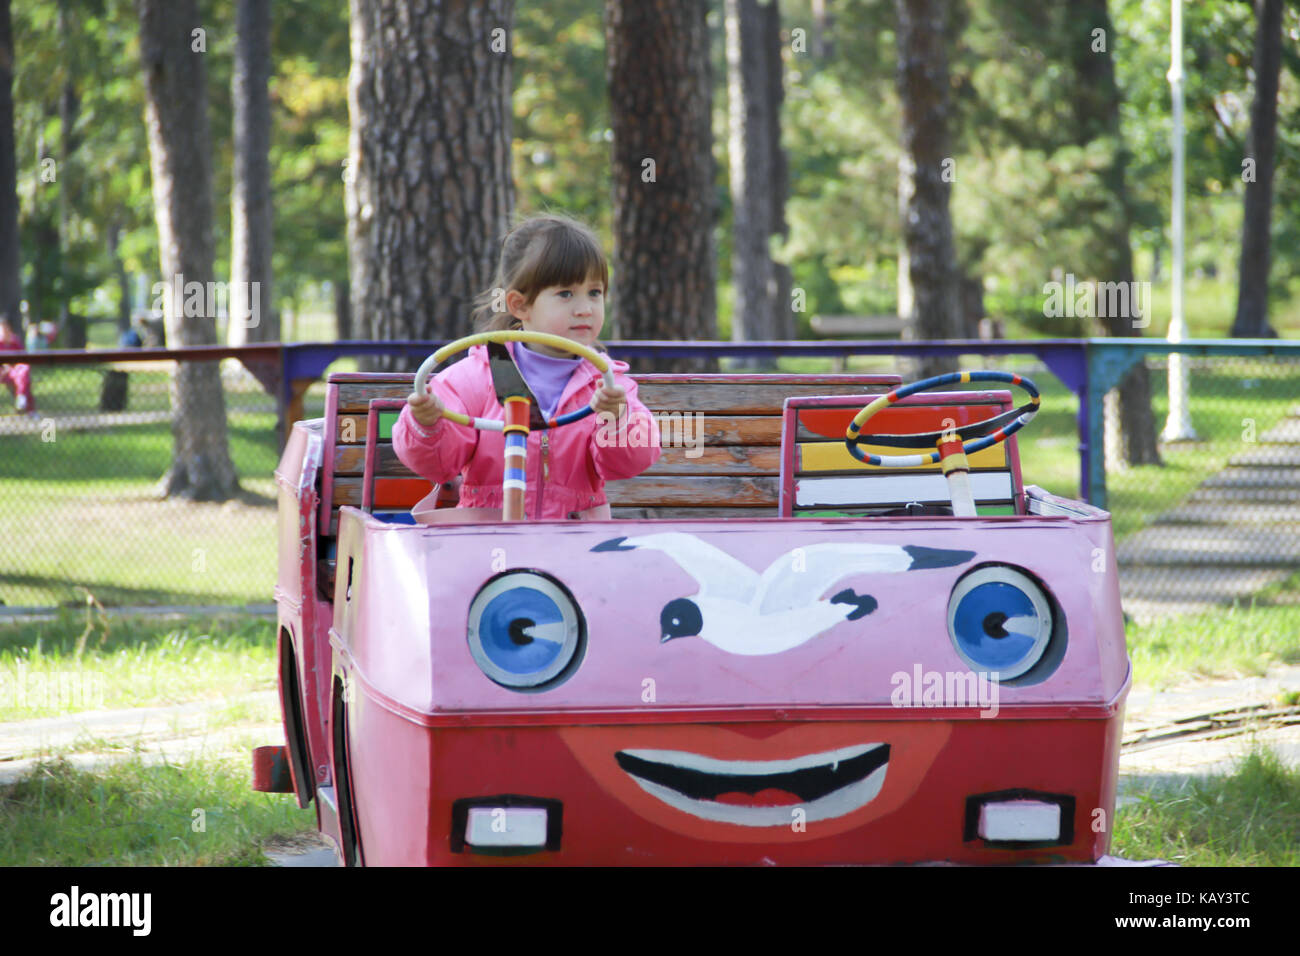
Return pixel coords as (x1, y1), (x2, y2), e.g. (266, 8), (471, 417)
(392, 342), (661, 519)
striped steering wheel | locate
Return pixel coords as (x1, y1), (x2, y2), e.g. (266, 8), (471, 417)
(845, 370), (1041, 468)
(412, 329), (617, 521)
(413, 329), (615, 431)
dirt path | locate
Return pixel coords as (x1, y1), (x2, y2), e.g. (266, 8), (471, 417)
(0, 691), (282, 786)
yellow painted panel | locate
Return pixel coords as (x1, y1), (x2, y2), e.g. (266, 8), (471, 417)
(798, 440), (1007, 472)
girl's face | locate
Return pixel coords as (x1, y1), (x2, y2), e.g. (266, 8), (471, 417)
(507, 274), (605, 358)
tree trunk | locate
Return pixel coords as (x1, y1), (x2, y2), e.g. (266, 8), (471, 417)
(136, 0), (239, 501)
(346, 0), (514, 370)
(229, 0), (278, 345)
(1071, 0), (1160, 466)
(811, 0), (833, 60)
(334, 277), (351, 341)
(895, 0), (960, 381)
(606, 0), (717, 373)
(1231, 0), (1282, 339)
(726, 0), (792, 371)
(109, 223), (131, 334)
(58, 1), (77, 340)
(0, 0), (20, 328)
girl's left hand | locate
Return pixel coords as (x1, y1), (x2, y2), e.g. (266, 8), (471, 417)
(591, 382), (627, 418)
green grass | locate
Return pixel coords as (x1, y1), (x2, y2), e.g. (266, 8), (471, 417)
(1105, 359), (1298, 540)
(0, 612), (277, 719)
(1124, 603), (1300, 690)
(0, 754), (316, 866)
(0, 611), (311, 866)
(1113, 747), (1300, 866)
(0, 403), (282, 606)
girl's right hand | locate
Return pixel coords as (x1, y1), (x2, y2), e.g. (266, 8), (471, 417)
(407, 389), (445, 427)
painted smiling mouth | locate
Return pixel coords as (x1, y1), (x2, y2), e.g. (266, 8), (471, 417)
(614, 744), (890, 827)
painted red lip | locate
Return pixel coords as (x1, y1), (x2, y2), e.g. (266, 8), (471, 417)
(560, 723), (951, 844)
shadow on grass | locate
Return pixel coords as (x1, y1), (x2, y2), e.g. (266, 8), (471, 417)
(0, 756), (314, 866)
(0, 571), (262, 609)
(0, 609), (274, 655)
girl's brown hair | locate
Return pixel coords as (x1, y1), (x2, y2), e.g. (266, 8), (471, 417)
(470, 214), (610, 349)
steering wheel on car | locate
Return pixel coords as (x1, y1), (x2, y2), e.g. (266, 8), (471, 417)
(845, 370), (1040, 517)
(412, 329), (617, 520)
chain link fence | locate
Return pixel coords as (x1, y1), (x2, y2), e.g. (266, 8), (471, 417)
(1106, 354), (1300, 621)
(1, 344), (1296, 620)
(0, 356), (313, 608)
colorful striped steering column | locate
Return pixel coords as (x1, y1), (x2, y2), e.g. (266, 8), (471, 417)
(411, 329), (619, 522)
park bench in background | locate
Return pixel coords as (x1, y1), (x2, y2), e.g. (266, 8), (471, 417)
(809, 315), (905, 372)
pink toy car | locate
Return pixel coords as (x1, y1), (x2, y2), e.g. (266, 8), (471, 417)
(255, 336), (1128, 866)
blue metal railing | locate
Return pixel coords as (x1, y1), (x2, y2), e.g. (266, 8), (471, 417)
(14, 337), (1297, 511)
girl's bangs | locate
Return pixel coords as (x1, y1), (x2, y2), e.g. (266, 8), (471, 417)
(523, 227), (609, 293)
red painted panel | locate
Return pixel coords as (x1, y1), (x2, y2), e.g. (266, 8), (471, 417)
(347, 709), (1120, 865)
(373, 477), (434, 509)
(800, 404), (1003, 440)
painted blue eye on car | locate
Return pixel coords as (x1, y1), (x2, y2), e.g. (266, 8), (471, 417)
(947, 565), (1055, 682)
(468, 572), (584, 690)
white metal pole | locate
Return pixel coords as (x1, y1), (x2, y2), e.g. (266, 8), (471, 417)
(1165, 0), (1197, 440)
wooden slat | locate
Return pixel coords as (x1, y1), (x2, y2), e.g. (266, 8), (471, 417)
(335, 443), (414, 477)
(695, 415), (782, 446)
(336, 412), (785, 446)
(605, 476), (779, 507)
(338, 444), (780, 479)
(636, 380), (892, 415)
(611, 506), (775, 519)
(335, 374), (895, 415)
(336, 382), (414, 412)
(645, 445), (780, 476)
(337, 441), (781, 479)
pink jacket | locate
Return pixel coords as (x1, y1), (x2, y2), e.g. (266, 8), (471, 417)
(392, 342), (661, 520)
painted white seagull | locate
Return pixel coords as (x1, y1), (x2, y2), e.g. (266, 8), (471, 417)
(592, 533), (975, 656)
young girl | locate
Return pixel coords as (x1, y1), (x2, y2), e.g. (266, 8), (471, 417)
(393, 214), (661, 521)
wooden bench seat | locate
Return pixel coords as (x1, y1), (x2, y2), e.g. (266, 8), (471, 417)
(313, 370), (901, 596)
(607, 374), (900, 519)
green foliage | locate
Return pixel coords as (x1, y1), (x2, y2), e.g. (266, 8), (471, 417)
(5, 0), (1299, 340)
(513, 0), (611, 241)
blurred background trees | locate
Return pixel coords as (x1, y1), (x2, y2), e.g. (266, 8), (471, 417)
(0, 0), (1294, 355)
